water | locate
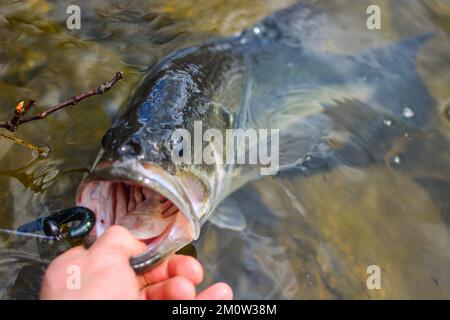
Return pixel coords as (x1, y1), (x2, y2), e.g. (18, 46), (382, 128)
(0, 0), (449, 299)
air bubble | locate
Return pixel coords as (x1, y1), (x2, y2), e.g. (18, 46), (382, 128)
(36, 145), (50, 158)
(383, 119), (392, 127)
(401, 107), (415, 119)
(240, 37), (248, 45)
(391, 155), (402, 165)
(253, 26), (261, 35)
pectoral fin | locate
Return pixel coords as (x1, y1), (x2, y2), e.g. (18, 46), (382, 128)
(209, 197), (247, 231)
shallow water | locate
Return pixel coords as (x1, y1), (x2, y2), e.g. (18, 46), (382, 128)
(0, 0), (449, 299)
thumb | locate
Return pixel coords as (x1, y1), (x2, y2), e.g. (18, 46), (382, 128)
(90, 225), (147, 257)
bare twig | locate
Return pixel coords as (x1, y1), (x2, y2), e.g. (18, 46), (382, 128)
(0, 71), (124, 132)
(0, 132), (43, 154)
(4, 100), (36, 132)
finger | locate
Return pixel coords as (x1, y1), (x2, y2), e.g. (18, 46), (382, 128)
(138, 259), (170, 288)
(90, 225), (147, 257)
(45, 245), (86, 271)
(65, 245), (86, 256)
(55, 245), (86, 263)
(142, 276), (196, 300)
(168, 255), (203, 284)
(140, 255), (203, 286)
(196, 283), (233, 300)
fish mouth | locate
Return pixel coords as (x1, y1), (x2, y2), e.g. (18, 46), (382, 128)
(76, 159), (201, 272)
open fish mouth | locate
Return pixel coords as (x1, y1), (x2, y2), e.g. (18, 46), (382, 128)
(76, 160), (201, 272)
(78, 180), (181, 244)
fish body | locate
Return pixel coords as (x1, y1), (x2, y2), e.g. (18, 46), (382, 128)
(76, 3), (435, 271)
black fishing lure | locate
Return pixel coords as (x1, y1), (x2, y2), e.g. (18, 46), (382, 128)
(17, 207), (95, 240)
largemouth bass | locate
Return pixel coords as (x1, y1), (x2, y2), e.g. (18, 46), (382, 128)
(76, 2), (438, 272)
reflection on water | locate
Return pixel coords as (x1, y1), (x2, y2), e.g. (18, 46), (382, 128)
(0, 0), (449, 299)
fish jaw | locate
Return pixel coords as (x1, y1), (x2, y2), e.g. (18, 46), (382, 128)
(76, 159), (204, 271)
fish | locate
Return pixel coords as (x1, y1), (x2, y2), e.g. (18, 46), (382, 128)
(76, 2), (436, 272)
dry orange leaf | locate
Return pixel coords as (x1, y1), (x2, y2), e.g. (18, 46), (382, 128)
(15, 100), (25, 114)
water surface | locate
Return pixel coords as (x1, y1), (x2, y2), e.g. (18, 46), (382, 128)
(0, 0), (449, 299)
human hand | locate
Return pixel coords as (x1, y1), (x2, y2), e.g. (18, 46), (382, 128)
(40, 225), (233, 300)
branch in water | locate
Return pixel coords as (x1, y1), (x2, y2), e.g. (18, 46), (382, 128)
(3, 100), (36, 132)
(0, 132), (46, 154)
(0, 71), (124, 132)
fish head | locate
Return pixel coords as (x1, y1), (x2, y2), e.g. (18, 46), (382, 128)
(76, 62), (232, 271)
(76, 159), (208, 271)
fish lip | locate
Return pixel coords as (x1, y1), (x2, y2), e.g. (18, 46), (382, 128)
(76, 159), (200, 272)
